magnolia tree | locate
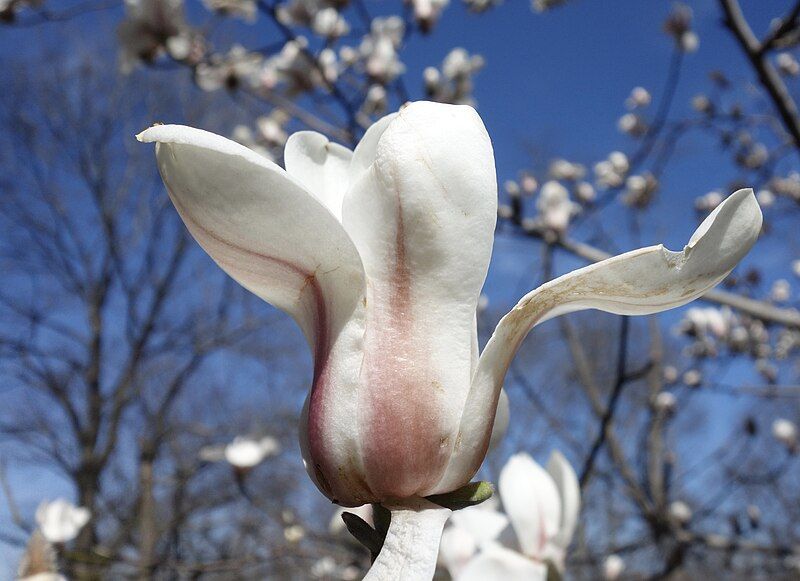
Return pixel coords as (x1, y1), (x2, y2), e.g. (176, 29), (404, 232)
(2, 0), (800, 579)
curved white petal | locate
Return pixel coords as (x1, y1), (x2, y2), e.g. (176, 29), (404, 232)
(499, 453), (561, 559)
(449, 505), (510, 546)
(439, 525), (478, 578)
(454, 188), (761, 480)
(546, 450), (580, 550)
(458, 544), (547, 581)
(349, 112), (397, 181)
(284, 131), (353, 221)
(137, 125), (366, 356)
(488, 388), (510, 450)
(365, 503), (451, 581)
(341, 102), (498, 498)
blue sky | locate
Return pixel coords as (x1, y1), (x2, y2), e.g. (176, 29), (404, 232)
(0, 0), (797, 575)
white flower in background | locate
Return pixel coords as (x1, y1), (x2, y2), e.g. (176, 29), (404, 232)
(200, 435), (281, 468)
(664, 3), (698, 53)
(603, 554), (625, 580)
(621, 173), (658, 208)
(792, 260), (800, 278)
(695, 190), (723, 212)
(772, 418), (798, 451)
(757, 189), (775, 208)
(458, 451), (580, 579)
(202, 0), (256, 21)
(35, 499), (90, 544)
(737, 142), (768, 170)
(359, 16), (405, 83)
(536, 181), (581, 233)
(118, 0), (199, 73)
(618, 112), (648, 137)
(531, 0), (568, 12)
(771, 279), (791, 302)
(683, 369), (702, 387)
(520, 173), (538, 195)
(777, 52), (800, 77)
(438, 501), (510, 578)
(276, 0), (349, 38)
(362, 84), (389, 117)
(654, 391), (677, 413)
(284, 524), (306, 543)
(681, 307), (730, 339)
(259, 37), (335, 93)
(139, 100), (760, 580)
(626, 86), (651, 109)
(425, 48), (485, 106)
(663, 365), (678, 384)
(575, 181), (595, 203)
(464, 0), (503, 12)
(669, 500), (693, 525)
(548, 158), (585, 181)
(409, 0), (450, 32)
(692, 94), (713, 114)
(594, 152), (629, 189)
(196, 45), (262, 92)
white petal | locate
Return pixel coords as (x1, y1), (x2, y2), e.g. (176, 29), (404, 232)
(349, 111), (397, 181)
(449, 505), (510, 546)
(284, 131), (353, 221)
(499, 453), (561, 559)
(488, 388), (510, 450)
(341, 102), (498, 498)
(439, 525), (478, 578)
(458, 544), (547, 581)
(546, 450), (580, 550)
(455, 189), (761, 480)
(137, 125), (366, 353)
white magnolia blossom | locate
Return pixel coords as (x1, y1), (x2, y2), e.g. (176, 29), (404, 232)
(464, 0), (503, 12)
(777, 52), (800, 77)
(548, 158), (585, 181)
(311, 556), (360, 580)
(770, 171), (800, 201)
(574, 181), (595, 203)
(408, 0), (450, 31)
(692, 94), (713, 114)
(438, 500), (510, 578)
(654, 391), (677, 413)
(664, 3), (699, 53)
(118, 0), (200, 73)
(424, 48), (485, 106)
(284, 524), (306, 542)
(757, 189), (775, 208)
(626, 86), (651, 109)
(536, 180), (581, 233)
(772, 418), (798, 451)
(276, 0), (349, 38)
(618, 112), (648, 137)
(362, 84), (389, 117)
(358, 16), (406, 83)
(139, 100), (761, 579)
(35, 499), (90, 544)
(200, 435), (281, 468)
(669, 500), (693, 525)
(737, 142), (769, 170)
(603, 554), (625, 580)
(621, 172), (658, 208)
(695, 190), (723, 212)
(532, 0), (568, 12)
(594, 151), (629, 189)
(771, 279), (791, 302)
(457, 451), (580, 580)
(196, 44), (262, 92)
(202, 0), (256, 21)
(683, 369), (702, 387)
(259, 37), (334, 93)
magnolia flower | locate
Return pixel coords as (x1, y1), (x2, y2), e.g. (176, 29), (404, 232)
(777, 52), (800, 77)
(626, 86), (651, 109)
(548, 159), (585, 181)
(35, 499), (90, 544)
(603, 554), (625, 580)
(772, 418), (798, 451)
(438, 499), (510, 577)
(202, 0), (256, 21)
(536, 181), (580, 233)
(458, 451), (579, 579)
(139, 101), (760, 579)
(200, 435), (280, 468)
(669, 500), (693, 525)
(409, 0), (450, 32)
